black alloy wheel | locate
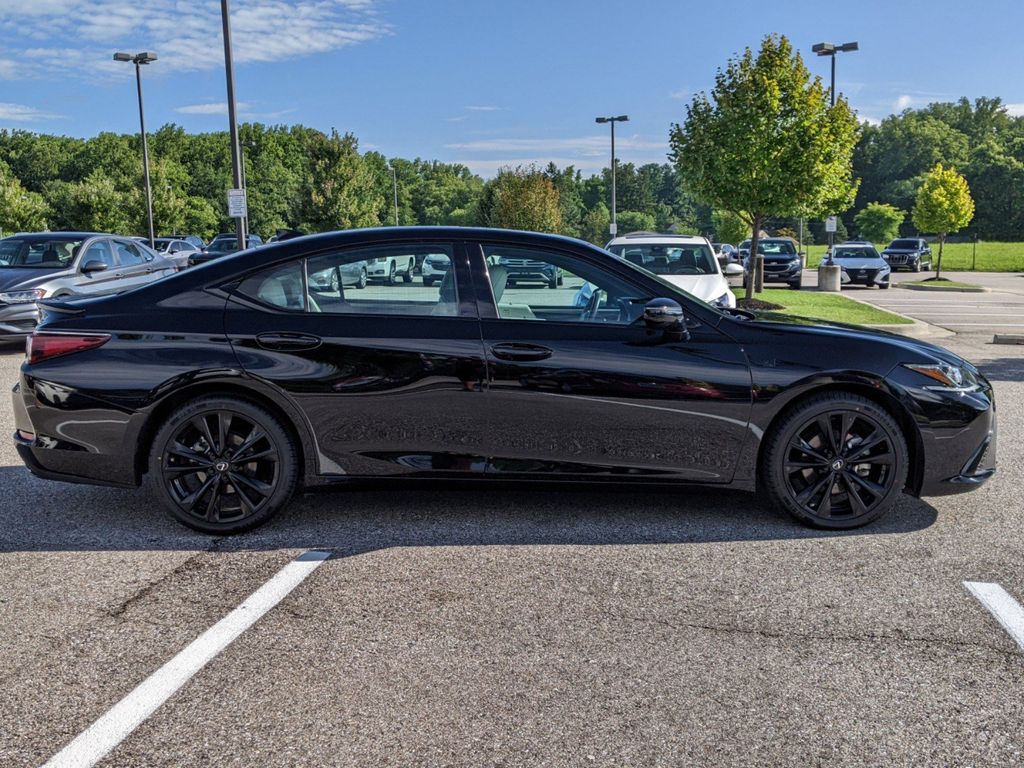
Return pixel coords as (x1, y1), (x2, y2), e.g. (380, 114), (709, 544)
(763, 393), (908, 529)
(150, 397), (298, 533)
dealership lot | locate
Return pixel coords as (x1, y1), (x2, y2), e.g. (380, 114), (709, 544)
(1, 333), (1023, 766)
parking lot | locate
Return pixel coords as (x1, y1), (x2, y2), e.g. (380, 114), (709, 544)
(2, 328), (1023, 766)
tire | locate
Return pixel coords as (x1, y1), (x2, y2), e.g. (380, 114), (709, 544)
(423, 277), (434, 287)
(402, 259), (414, 283)
(557, 274), (564, 286)
(386, 261), (397, 285)
(148, 397), (299, 534)
(789, 280), (802, 290)
(356, 267), (367, 289)
(761, 392), (908, 529)
(912, 261), (921, 273)
(329, 270), (340, 293)
(879, 281), (890, 289)
(548, 276), (558, 289)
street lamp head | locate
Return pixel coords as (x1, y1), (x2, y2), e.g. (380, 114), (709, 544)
(136, 52), (158, 64)
(838, 41), (859, 52)
(812, 42), (836, 56)
(595, 117), (609, 124)
(615, 115), (629, 122)
(113, 52), (132, 62)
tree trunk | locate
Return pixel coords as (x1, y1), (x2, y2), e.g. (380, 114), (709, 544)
(935, 234), (945, 280)
(744, 215), (764, 299)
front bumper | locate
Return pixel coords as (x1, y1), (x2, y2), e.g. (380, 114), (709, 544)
(0, 302), (40, 340)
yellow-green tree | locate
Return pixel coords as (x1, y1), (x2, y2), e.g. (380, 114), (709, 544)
(478, 166), (562, 233)
(670, 34), (860, 298)
(912, 164), (974, 279)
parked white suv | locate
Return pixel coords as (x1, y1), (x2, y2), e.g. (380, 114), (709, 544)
(367, 252), (416, 284)
(605, 232), (742, 309)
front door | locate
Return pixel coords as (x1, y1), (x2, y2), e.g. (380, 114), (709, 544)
(224, 240), (491, 477)
(470, 242), (753, 482)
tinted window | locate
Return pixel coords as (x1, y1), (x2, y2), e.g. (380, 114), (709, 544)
(758, 240), (797, 255)
(82, 240), (116, 268)
(482, 245), (650, 325)
(608, 243), (717, 275)
(114, 240), (145, 266)
(832, 247), (879, 259)
(237, 244), (459, 317)
(890, 239), (922, 249)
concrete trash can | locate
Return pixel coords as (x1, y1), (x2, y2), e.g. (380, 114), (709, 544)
(818, 264), (842, 292)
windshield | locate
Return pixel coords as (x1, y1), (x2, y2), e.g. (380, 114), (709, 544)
(207, 238), (238, 253)
(758, 240), (797, 255)
(608, 243), (718, 275)
(0, 237), (83, 269)
(832, 247), (879, 259)
(890, 239), (921, 249)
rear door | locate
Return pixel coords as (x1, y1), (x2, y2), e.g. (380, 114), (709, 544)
(224, 239), (492, 477)
(469, 240), (753, 481)
(111, 238), (161, 292)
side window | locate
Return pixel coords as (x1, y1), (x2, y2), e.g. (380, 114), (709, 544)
(114, 240), (145, 266)
(482, 245), (650, 325)
(83, 240), (115, 269)
(236, 243), (460, 317)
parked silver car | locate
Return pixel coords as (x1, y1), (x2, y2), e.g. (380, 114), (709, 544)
(151, 237), (201, 270)
(0, 232), (177, 341)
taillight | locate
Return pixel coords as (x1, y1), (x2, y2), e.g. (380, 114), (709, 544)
(27, 333), (111, 364)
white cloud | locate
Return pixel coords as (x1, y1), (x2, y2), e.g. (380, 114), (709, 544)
(0, 1), (390, 79)
(669, 88), (691, 100)
(893, 94), (929, 111)
(465, 105), (502, 112)
(0, 102), (62, 121)
(176, 102), (250, 116)
(445, 135), (667, 154)
(1004, 103), (1024, 117)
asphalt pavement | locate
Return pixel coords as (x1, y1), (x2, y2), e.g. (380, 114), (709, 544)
(1, 331), (1023, 767)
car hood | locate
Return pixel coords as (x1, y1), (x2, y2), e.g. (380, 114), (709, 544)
(736, 311), (966, 367)
(833, 257), (887, 269)
(0, 268), (63, 291)
(882, 248), (922, 254)
(659, 274), (728, 302)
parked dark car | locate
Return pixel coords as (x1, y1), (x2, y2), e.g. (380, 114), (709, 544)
(188, 233), (264, 267)
(14, 228), (995, 535)
(881, 238), (932, 272)
(740, 237), (804, 289)
(498, 250), (563, 288)
(829, 244), (892, 289)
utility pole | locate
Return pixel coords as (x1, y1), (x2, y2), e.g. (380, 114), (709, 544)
(221, 0), (246, 249)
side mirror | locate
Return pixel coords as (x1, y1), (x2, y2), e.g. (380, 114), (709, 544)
(81, 260), (108, 274)
(724, 262), (745, 276)
(644, 298), (689, 342)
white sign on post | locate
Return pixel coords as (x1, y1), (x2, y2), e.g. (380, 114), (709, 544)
(825, 215), (837, 233)
(227, 188), (248, 218)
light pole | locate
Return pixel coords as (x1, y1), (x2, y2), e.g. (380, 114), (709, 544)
(113, 51), (157, 249)
(811, 41), (858, 107)
(595, 115), (629, 236)
(220, 0), (246, 249)
(390, 163), (399, 226)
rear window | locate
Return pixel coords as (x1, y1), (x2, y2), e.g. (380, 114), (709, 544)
(608, 243), (717, 275)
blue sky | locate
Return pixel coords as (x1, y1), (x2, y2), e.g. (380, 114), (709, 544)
(1, 0), (1023, 176)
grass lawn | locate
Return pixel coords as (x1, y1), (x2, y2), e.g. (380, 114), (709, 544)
(731, 287), (913, 325)
(900, 278), (982, 289)
(803, 241), (1024, 272)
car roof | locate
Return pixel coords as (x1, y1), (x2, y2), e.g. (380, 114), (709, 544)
(7, 231), (110, 239)
(607, 233), (709, 246)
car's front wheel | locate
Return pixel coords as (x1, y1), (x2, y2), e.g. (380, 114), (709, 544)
(356, 267), (367, 289)
(149, 397), (298, 534)
(762, 393), (908, 529)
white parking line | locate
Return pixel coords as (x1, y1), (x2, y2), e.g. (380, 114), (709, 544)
(43, 550), (332, 768)
(964, 581), (1024, 652)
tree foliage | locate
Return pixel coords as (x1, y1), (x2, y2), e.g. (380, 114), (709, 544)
(912, 164), (974, 278)
(670, 34), (860, 296)
(477, 166), (562, 233)
(711, 209), (748, 245)
(853, 202), (905, 244)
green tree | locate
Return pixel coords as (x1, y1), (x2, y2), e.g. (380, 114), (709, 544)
(581, 202), (610, 246)
(853, 202), (906, 244)
(0, 160), (48, 232)
(912, 163), (975, 278)
(669, 34), (860, 298)
(301, 130), (384, 231)
(477, 166), (562, 233)
(712, 209), (748, 245)
(616, 210), (656, 233)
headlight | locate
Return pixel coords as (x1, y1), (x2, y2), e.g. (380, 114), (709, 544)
(711, 291), (733, 308)
(903, 362), (978, 392)
(0, 289), (44, 304)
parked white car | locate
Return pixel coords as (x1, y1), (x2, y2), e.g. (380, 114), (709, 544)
(367, 252), (416, 284)
(605, 232), (742, 309)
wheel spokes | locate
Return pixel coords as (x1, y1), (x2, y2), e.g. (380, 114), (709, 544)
(790, 436), (829, 464)
(228, 471), (274, 500)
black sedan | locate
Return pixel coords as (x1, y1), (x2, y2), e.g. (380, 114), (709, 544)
(13, 228), (996, 534)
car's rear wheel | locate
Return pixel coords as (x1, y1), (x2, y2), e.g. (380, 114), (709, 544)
(356, 267), (367, 289)
(386, 262), (397, 285)
(149, 397), (298, 534)
(762, 393), (908, 529)
(402, 259), (414, 283)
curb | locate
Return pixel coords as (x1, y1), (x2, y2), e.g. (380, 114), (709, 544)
(842, 294), (956, 339)
(896, 283), (989, 293)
